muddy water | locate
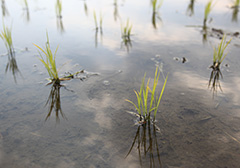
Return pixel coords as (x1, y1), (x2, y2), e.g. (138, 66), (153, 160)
(0, 0), (240, 167)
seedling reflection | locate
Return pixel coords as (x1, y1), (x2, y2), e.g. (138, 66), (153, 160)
(125, 120), (162, 168)
(121, 19), (133, 52)
(231, 0), (240, 22)
(1, 0), (9, 17)
(151, 0), (163, 29)
(45, 82), (65, 122)
(186, 0), (195, 16)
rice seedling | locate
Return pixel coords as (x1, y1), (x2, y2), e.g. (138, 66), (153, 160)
(203, 0), (214, 26)
(233, 0), (240, 7)
(33, 32), (60, 84)
(22, 0), (30, 22)
(121, 19), (132, 40)
(209, 34), (232, 96)
(93, 10), (103, 31)
(151, 0), (163, 13)
(126, 66), (168, 122)
(55, 0), (62, 18)
(211, 34), (232, 70)
(0, 22), (14, 55)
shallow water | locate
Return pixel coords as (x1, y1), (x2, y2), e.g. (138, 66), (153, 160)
(0, 0), (240, 167)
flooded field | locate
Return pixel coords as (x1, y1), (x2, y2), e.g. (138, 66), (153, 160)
(0, 0), (240, 167)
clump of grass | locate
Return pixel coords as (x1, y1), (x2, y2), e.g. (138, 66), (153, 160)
(121, 19), (132, 40)
(209, 34), (232, 95)
(55, 0), (62, 18)
(151, 0), (163, 13)
(126, 66), (168, 122)
(0, 22), (14, 55)
(233, 0), (240, 7)
(93, 10), (103, 31)
(211, 34), (232, 70)
(203, 0), (214, 26)
(33, 32), (60, 84)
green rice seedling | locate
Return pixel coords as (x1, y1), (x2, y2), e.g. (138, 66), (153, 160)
(234, 0), (240, 7)
(211, 34), (232, 69)
(0, 22), (14, 55)
(33, 32), (60, 84)
(55, 0), (62, 18)
(126, 66), (168, 121)
(203, 0), (214, 26)
(151, 0), (163, 13)
(93, 10), (103, 30)
(209, 34), (232, 96)
(121, 19), (132, 40)
(23, 0), (28, 8)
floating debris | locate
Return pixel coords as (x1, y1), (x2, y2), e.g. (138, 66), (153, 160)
(182, 57), (187, 63)
(103, 80), (110, 86)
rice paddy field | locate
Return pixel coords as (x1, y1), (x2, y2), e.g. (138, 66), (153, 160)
(0, 0), (240, 167)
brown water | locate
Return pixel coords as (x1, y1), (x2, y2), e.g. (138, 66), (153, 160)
(0, 0), (240, 167)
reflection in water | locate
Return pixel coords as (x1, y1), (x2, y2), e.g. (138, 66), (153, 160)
(113, 0), (120, 21)
(84, 0), (88, 16)
(55, 0), (64, 33)
(126, 121), (162, 168)
(45, 82), (66, 122)
(151, 0), (163, 29)
(93, 11), (103, 47)
(95, 28), (103, 48)
(5, 52), (21, 83)
(121, 36), (132, 52)
(186, 0), (195, 16)
(231, 5), (239, 22)
(151, 11), (162, 29)
(22, 0), (30, 22)
(208, 62), (223, 97)
(202, 25), (208, 43)
(1, 0), (9, 17)
(57, 17), (65, 33)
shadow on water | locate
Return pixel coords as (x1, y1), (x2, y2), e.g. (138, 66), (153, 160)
(1, 0), (9, 17)
(126, 121), (162, 168)
(186, 0), (195, 16)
